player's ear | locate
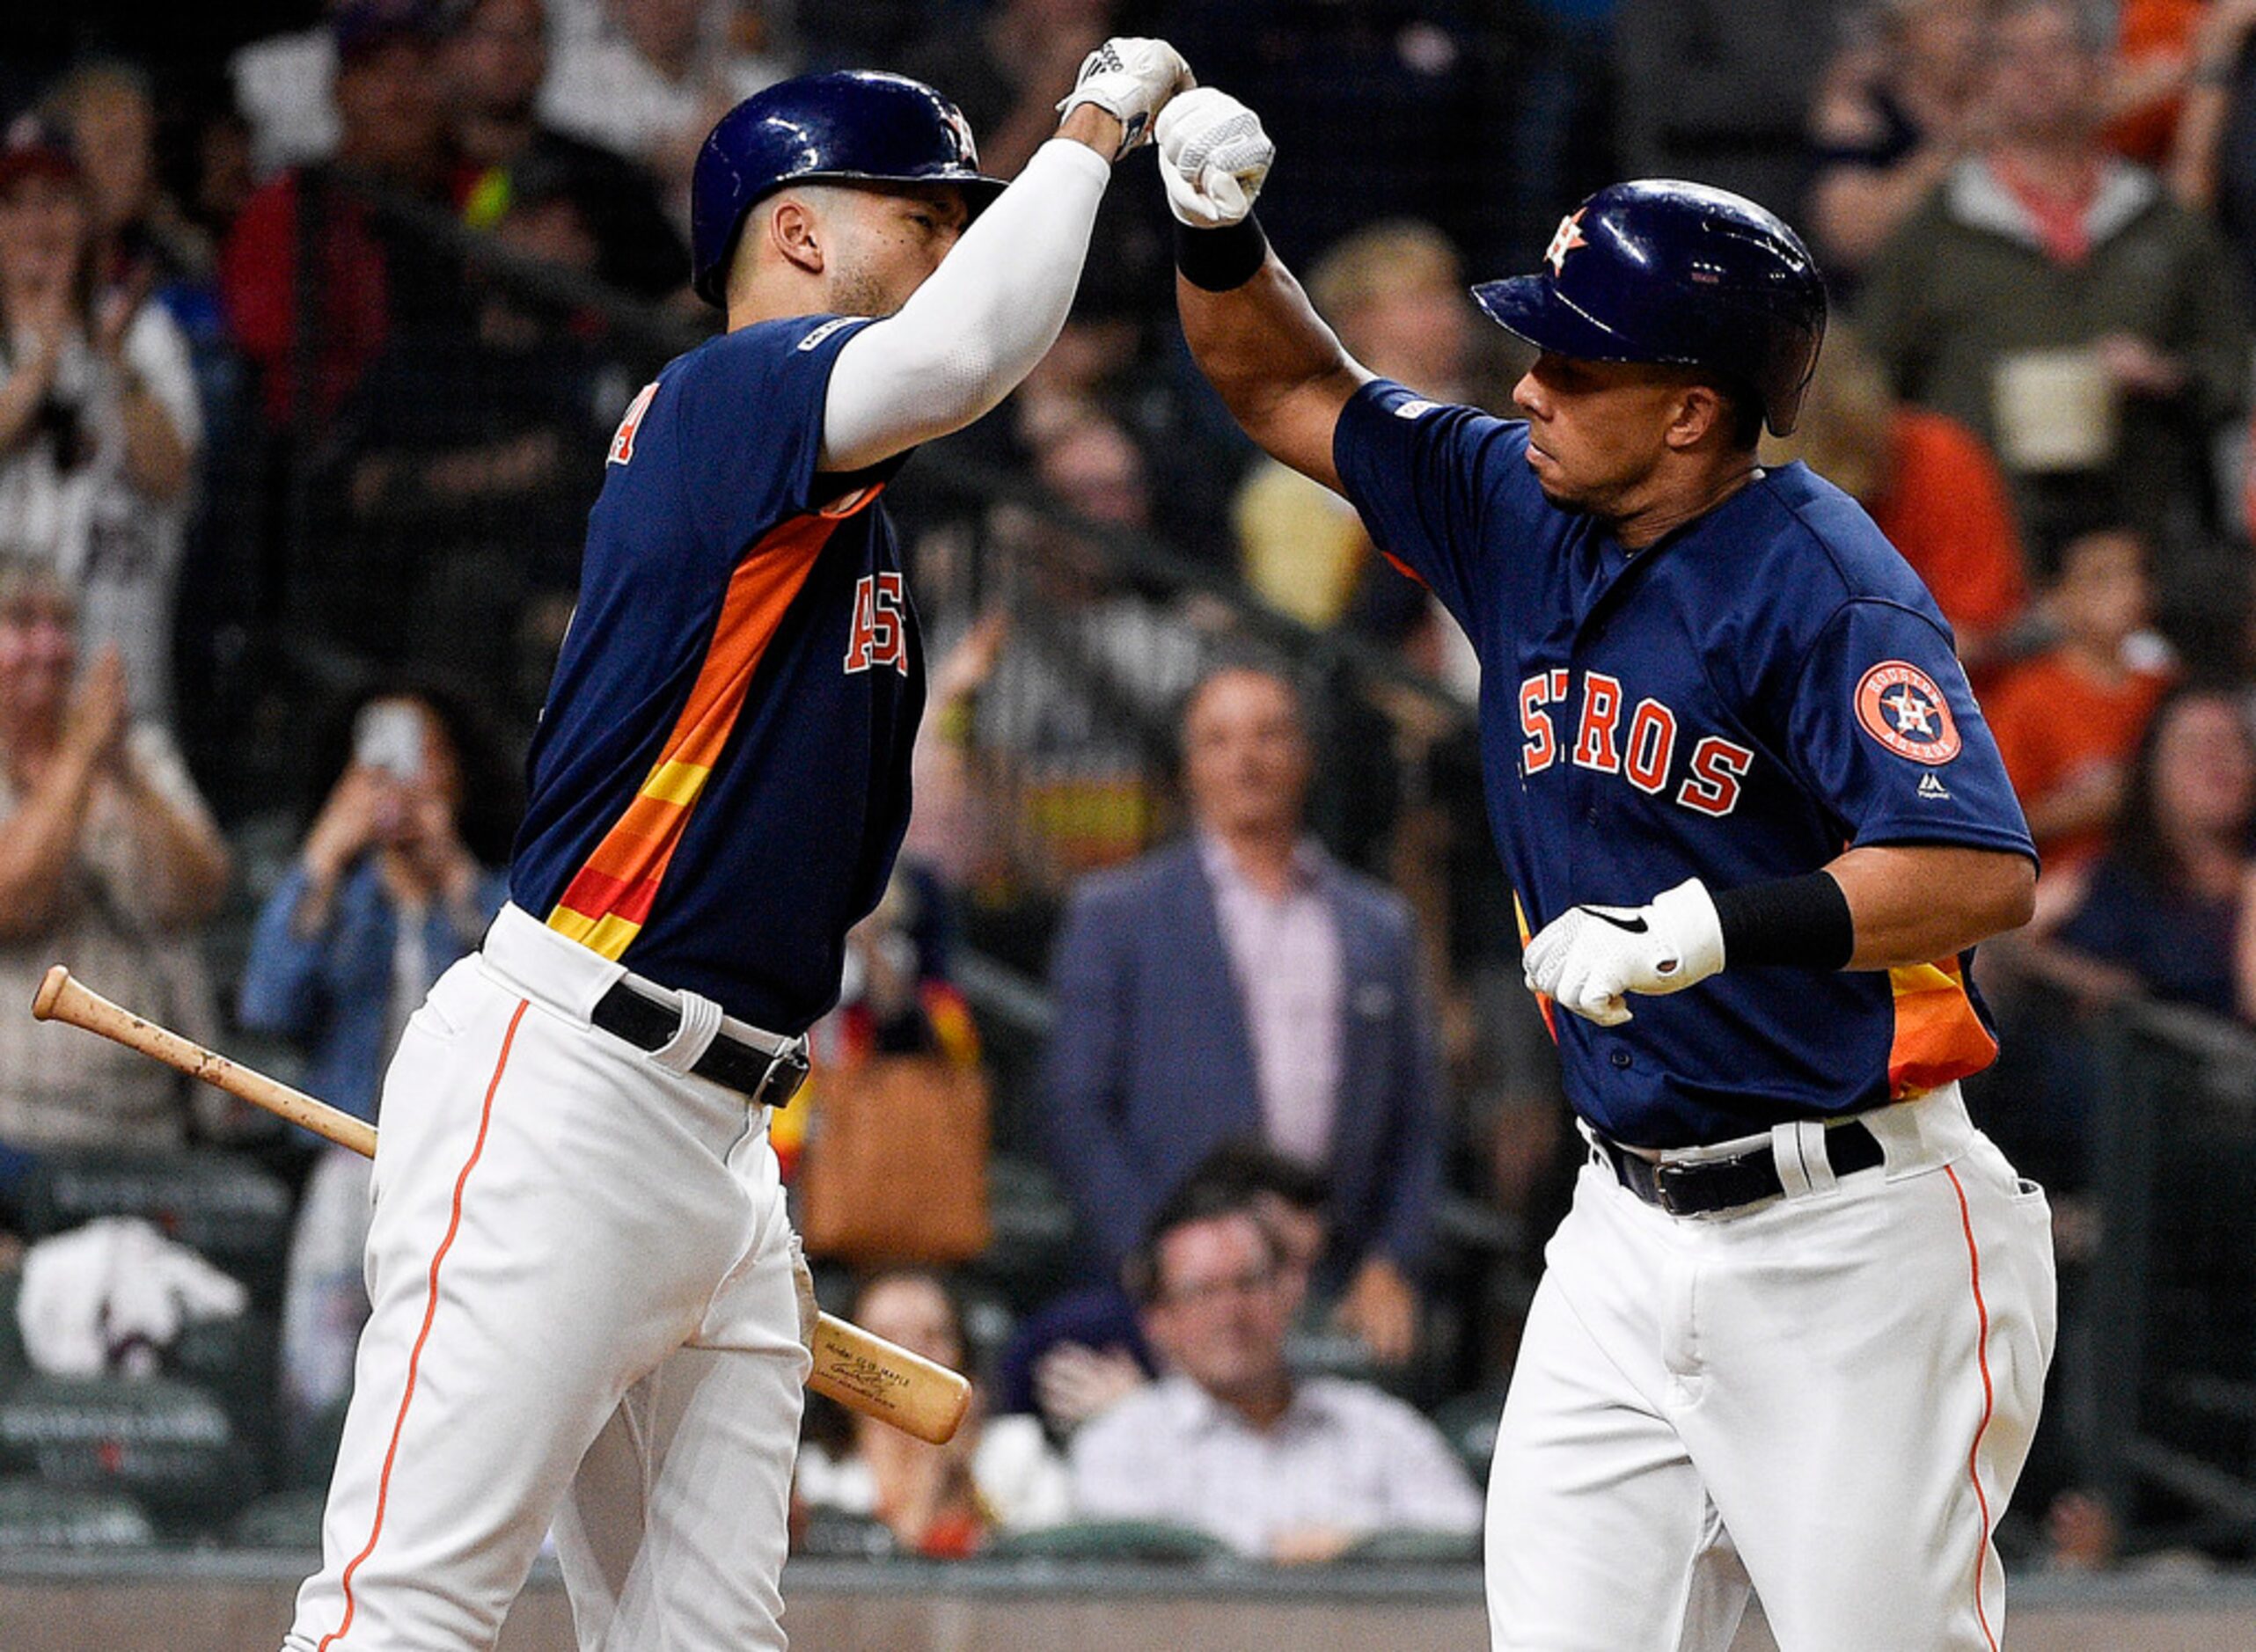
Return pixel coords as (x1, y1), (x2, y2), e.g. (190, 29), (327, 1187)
(1666, 383), (1728, 453)
(766, 194), (826, 277)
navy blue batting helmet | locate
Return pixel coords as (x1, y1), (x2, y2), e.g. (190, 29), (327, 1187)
(1473, 179), (1828, 437)
(689, 70), (1008, 307)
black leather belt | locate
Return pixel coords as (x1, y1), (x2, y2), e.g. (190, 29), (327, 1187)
(1596, 1119), (1885, 1217)
(590, 981), (810, 1109)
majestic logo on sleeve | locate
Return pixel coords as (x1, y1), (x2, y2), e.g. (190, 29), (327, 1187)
(1855, 662), (1961, 764)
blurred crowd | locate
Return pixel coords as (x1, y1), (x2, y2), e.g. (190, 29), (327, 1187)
(0, 0), (2251, 1576)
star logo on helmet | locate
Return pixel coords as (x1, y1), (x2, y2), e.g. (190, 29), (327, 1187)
(943, 105), (978, 164)
(1545, 209), (1588, 277)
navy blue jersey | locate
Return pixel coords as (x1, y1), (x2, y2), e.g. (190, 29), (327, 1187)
(510, 315), (924, 1033)
(1335, 379), (2036, 1147)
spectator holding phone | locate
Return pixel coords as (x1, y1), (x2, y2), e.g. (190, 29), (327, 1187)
(239, 684), (515, 1441)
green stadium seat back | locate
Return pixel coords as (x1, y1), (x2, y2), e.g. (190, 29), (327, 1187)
(170, 1307), (281, 1458)
(0, 1474), (155, 1547)
(983, 1518), (1233, 1563)
(232, 1486), (327, 1549)
(0, 1374), (255, 1530)
(1431, 1387), (1507, 1488)
(286, 1393), (353, 1491)
(0, 1273), (28, 1387)
(1337, 1526), (1481, 1565)
(16, 1150), (292, 1301)
(795, 1508), (899, 1560)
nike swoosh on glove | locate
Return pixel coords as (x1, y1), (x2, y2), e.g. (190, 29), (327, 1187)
(1521, 878), (1726, 1027)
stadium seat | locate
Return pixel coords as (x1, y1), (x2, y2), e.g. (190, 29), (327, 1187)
(170, 1306), (281, 1468)
(1431, 1386), (1507, 1488)
(972, 1155), (1081, 1314)
(14, 1149), (293, 1303)
(0, 1475), (155, 1548)
(796, 1508), (898, 1560)
(232, 1486), (327, 1549)
(0, 1271), (28, 1390)
(1336, 1527), (1482, 1565)
(0, 1373), (256, 1533)
(285, 1393), (352, 1491)
(984, 1518), (1234, 1563)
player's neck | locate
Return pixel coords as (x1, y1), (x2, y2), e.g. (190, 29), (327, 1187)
(1608, 457), (1763, 552)
(724, 267), (832, 333)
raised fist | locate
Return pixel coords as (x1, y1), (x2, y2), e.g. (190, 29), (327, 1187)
(1154, 87), (1274, 227)
(1057, 37), (1194, 157)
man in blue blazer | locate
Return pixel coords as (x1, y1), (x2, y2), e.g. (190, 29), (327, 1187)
(1039, 663), (1446, 1362)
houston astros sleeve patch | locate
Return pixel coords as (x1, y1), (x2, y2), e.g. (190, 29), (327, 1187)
(1854, 662), (1961, 765)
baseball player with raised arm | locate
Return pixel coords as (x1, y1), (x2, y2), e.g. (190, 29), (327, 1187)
(282, 48), (1190, 1652)
(1156, 94), (2057, 1652)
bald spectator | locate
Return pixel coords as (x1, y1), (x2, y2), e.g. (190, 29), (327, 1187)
(1040, 662), (1445, 1364)
(1067, 1181), (1481, 1561)
(1857, 0), (2248, 566)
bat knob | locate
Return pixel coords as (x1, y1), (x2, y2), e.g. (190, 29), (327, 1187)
(32, 965), (70, 1022)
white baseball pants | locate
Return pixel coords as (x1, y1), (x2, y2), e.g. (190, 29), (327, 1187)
(282, 904), (810, 1652)
(1485, 1085), (2056, 1652)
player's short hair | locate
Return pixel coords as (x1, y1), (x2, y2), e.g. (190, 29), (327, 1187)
(1124, 1174), (1288, 1306)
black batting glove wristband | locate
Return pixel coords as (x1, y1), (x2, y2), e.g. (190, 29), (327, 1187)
(1714, 871), (1856, 971)
(1175, 215), (1270, 292)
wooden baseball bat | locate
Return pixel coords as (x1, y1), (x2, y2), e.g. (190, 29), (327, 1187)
(33, 965), (971, 1445)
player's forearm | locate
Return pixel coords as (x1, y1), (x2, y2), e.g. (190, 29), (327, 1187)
(1178, 252), (1367, 489)
(820, 137), (1110, 471)
(1825, 844), (2037, 969)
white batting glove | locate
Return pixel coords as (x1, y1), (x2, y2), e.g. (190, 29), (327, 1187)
(1057, 37), (1194, 157)
(1522, 878), (1726, 1028)
(1154, 87), (1274, 226)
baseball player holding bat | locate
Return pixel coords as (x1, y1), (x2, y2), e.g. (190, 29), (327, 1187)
(281, 47), (1191, 1652)
(1157, 97), (2055, 1652)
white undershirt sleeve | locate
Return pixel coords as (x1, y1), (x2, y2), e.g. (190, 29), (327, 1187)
(820, 138), (1112, 472)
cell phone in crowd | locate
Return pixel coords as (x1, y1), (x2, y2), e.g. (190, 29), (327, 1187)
(354, 701), (424, 783)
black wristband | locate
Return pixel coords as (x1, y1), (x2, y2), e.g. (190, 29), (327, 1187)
(1174, 215), (1269, 292)
(1713, 872), (1855, 970)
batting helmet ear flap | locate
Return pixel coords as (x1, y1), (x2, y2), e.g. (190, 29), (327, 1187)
(691, 70), (1010, 307)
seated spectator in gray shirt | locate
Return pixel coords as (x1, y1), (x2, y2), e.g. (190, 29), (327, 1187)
(1068, 1181), (1482, 1563)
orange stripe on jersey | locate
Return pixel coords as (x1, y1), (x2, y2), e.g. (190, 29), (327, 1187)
(1513, 892), (1559, 1043)
(547, 512), (839, 958)
(1886, 956), (1998, 1099)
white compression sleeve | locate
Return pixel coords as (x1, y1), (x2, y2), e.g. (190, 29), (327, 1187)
(820, 138), (1111, 472)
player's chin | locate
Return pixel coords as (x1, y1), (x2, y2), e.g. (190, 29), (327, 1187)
(1527, 457), (1584, 509)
